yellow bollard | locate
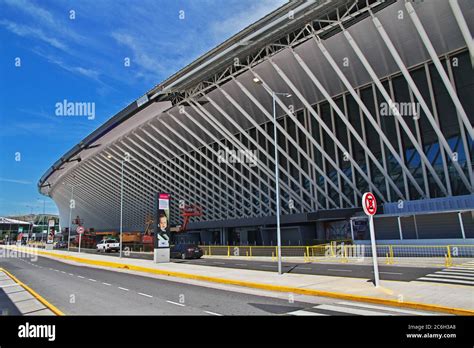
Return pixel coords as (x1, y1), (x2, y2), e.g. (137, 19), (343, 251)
(250, 246), (252, 257)
(272, 251), (276, 262)
(209, 246), (212, 256)
(246, 251), (249, 257)
(445, 246), (452, 267)
(227, 246), (230, 257)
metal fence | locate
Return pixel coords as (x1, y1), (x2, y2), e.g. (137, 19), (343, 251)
(199, 244), (474, 267)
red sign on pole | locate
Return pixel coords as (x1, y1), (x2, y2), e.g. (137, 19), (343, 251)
(76, 226), (85, 234)
(362, 192), (377, 216)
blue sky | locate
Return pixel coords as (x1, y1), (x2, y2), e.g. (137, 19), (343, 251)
(0, 0), (286, 216)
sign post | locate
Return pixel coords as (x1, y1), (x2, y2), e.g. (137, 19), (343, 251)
(362, 192), (379, 288)
(77, 226), (84, 253)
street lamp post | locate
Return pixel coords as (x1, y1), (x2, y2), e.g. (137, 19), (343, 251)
(253, 77), (291, 275)
(63, 183), (82, 251)
(119, 159), (125, 258)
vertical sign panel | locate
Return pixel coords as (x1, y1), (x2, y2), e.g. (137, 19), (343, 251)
(154, 193), (171, 248)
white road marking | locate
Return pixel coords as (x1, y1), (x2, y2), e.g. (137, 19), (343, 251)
(288, 310), (327, 316)
(378, 271), (402, 275)
(102, 282), (111, 286)
(69, 273), (74, 276)
(204, 310), (223, 316)
(317, 304), (394, 316)
(417, 277), (474, 285)
(213, 262), (226, 265)
(327, 269), (352, 272)
(298, 267), (312, 270)
(235, 263), (247, 266)
(88, 278), (97, 282)
(54, 269), (59, 272)
(261, 265), (276, 268)
(77, 276), (85, 279)
(444, 268), (474, 273)
(138, 292), (153, 298)
(166, 300), (185, 307)
(336, 301), (436, 315)
(118, 287), (129, 291)
(436, 271), (474, 276)
(425, 274), (474, 280)
(60, 271), (66, 274)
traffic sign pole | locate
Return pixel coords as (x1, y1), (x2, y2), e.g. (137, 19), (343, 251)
(362, 192), (380, 288)
(369, 215), (380, 287)
(76, 226), (84, 254)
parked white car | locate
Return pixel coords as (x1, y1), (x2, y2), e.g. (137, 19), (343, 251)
(96, 239), (120, 253)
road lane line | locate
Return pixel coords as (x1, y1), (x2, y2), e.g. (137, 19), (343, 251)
(235, 263), (247, 266)
(261, 265), (276, 268)
(88, 279), (97, 282)
(417, 277), (474, 285)
(436, 271), (474, 276)
(327, 269), (352, 272)
(378, 272), (403, 275)
(213, 262), (226, 265)
(337, 301), (436, 315)
(298, 267), (312, 270)
(166, 300), (185, 307)
(118, 287), (129, 291)
(317, 304), (393, 316)
(60, 271), (66, 274)
(138, 292), (153, 298)
(68, 273), (74, 276)
(288, 310), (327, 316)
(77, 276), (85, 279)
(425, 274), (474, 280)
(204, 310), (223, 316)
(102, 282), (111, 286)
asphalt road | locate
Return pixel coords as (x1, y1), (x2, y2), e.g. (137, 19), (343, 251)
(0, 254), (440, 316)
(69, 247), (441, 282)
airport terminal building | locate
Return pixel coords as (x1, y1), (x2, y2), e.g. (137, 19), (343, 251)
(39, 0), (474, 245)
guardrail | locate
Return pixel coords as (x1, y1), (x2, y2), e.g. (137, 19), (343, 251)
(199, 244), (474, 267)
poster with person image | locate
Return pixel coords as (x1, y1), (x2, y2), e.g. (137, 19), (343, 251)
(154, 193), (170, 248)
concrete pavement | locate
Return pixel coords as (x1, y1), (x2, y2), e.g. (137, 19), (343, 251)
(0, 268), (56, 316)
(2, 246), (473, 314)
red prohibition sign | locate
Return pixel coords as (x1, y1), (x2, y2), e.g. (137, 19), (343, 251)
(362, 192), (377, 216)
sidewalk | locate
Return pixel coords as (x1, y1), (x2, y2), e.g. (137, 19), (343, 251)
(3, 246), (473, 315)
(0, 268), (57, 315)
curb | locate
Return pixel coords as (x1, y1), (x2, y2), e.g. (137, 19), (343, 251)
(10, 247), (474, 316)
(0, 267), (64, 316)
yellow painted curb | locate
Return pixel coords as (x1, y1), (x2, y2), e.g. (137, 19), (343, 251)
(0, 267), (64, 316)
(11, 247), (474, 316)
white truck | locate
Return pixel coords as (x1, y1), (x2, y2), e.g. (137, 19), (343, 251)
(96, 238), (120, 253)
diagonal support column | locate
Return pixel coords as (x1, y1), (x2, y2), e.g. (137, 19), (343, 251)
(406, 1), (474, 141)
(370, 14), (472, 192)
(340, 25), (446, 196)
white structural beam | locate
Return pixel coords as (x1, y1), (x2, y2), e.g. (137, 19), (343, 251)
(230, 77), (348, 208)
(406, 2), (474, 141)
(289, 49), (405, 200)
(340, 26), (443, 197)
(370, 14), (472, 193)
(449, 0), (474, 68)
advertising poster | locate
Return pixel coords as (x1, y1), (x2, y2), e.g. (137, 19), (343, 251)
(154, 193), (170, 248)
(47, 219), (55, 244)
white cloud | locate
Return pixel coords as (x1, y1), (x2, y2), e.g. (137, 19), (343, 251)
(0, 19), (68, 50)
(0, 178), (33, 185)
